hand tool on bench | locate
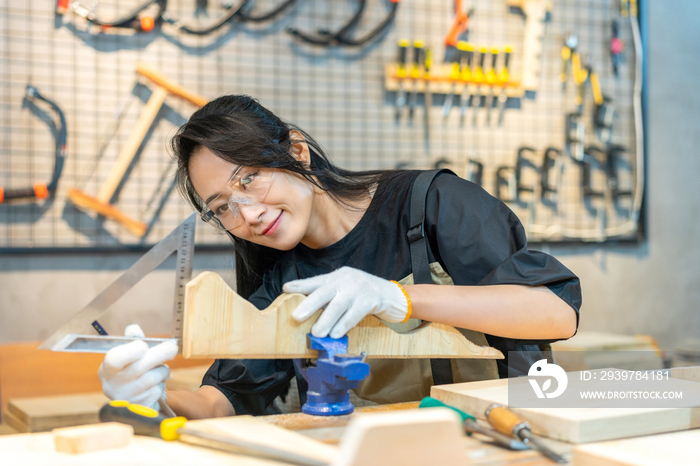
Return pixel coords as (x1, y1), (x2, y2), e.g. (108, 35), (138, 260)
(485, 403), (568, 463)
(67, 65), (207, 236)
(419, 397), (529, 451)
(99, 400), (327, 466)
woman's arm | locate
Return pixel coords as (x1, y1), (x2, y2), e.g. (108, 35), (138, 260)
(405, 283), (578, 340)
(167, 385), (235, 419)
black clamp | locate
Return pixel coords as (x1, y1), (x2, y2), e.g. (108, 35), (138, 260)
(288, 0), (401, 47)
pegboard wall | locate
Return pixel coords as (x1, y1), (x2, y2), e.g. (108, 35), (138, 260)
(0, 0), (644, 251)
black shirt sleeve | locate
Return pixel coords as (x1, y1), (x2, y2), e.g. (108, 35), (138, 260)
(200, 264), (297, 415)
(423, 173), (582, 376)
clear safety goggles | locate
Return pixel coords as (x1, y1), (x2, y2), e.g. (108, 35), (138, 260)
(200, 166), (276, 231)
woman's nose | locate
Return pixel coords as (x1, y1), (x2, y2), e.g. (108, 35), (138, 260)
(238, 202), (266, 225)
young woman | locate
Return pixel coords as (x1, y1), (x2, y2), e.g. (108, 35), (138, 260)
(98, 95), (581, 419)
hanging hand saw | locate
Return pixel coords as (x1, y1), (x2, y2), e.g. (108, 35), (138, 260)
(39, 213), (197, 354)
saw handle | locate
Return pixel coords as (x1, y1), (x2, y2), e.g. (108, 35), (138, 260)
(136, 64), (208, 108)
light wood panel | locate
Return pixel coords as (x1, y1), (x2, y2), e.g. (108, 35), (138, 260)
(183, 272), (503, 360)
(572, 429), (700, 466)
(7, 393), (108, 433)
(431, 371), (700, 444)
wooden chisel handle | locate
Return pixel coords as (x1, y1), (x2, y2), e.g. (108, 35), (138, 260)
(484, 403), (528, 437)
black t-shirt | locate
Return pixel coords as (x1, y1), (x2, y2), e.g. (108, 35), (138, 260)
(202, 171), (582, 415)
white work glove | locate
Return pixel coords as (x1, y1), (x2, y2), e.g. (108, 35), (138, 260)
(98, 324), (178, 410)
(283, 266), (410, 339)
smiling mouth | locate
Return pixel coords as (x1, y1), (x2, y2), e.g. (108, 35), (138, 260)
(262, 212), (282, 236)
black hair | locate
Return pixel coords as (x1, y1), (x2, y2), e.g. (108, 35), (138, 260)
(172, 94), (400, 299)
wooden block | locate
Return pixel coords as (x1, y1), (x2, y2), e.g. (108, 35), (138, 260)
(552, 331), (658, 351)
(431, 372), (700, 443)
(334, 408), (465, 466)
(7, 393), (108, 432)
(183, 272), (503, 360)
(53, 422), (133, 454)
(572, 429), (700, 466)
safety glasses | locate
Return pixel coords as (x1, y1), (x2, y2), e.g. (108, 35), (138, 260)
(200, 166), (276, 231)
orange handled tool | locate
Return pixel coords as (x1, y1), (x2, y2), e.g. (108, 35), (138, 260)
(485, 404), (567, 463)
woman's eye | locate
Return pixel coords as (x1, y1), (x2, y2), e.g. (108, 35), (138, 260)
(240, 171), (259, 189)
(215, 203), (230, 216)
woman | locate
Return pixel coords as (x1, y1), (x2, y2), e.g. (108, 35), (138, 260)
(98, 95), (581, 419)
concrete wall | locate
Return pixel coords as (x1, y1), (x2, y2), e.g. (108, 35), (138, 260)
(2, 1), (699, 350)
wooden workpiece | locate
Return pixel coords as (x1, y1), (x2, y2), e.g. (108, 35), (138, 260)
(183, 271), (503, 360)
(67, 64), (208, 236)
(572, 429), (700, 466)
(52, 422), (133, 454)
(431, 368), (700, 444)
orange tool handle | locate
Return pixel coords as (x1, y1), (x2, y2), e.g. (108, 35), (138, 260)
(136, 64), (208, 108)
(485, 404), (527, 437)
(444, 0), (469, 47)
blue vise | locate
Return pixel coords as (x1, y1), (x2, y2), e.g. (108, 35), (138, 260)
(294, 334), (370, 416)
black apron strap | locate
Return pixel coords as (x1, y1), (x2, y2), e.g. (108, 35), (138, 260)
(407, 169), (454, 386)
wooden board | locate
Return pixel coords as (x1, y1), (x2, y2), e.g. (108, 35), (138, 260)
(431, 372), (700, 444)
(670, 366), (700, 383)
(572, 429), (700, 466)
(335, 409), (465, 466)
(551, 331), (659, 352)
(183, 272), (502, 360)
(6, 393), (108, 432)
(53, 422), (133, 454)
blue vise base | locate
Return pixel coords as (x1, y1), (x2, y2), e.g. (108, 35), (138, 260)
(295, 334), (370, 416)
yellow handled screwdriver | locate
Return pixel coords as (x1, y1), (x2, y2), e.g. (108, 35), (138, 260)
(395, 39), (410, 123)
(99, 401), (327, 466)
(485, 404), (567, 463)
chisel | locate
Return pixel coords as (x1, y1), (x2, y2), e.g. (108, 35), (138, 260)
(456, 41), (475, 127)
(99, 401), (327, 466)
(485, 404), (568, 463)
(423, 47), (433, 153)
(408, 40), (425, 124)
(419, 397), (529, 451)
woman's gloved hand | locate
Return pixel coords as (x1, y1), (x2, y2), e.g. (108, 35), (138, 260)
(98, 324), (178, 410)
(283, 266), (410, 339)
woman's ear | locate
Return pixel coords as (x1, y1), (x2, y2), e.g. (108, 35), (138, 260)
(289, 130), (311, 166)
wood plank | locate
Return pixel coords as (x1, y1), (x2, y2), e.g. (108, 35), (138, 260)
(551, 331), (659, 351)
(431, 372), (700, 444)
(2, 409), (30, 433)
(7, 393), (108, 432)
(0, 423), (18, 435)
(53, 422), (133, 454)
(184, 416), (337, 464)
(335, 409), (465, 466)
(183, 272), (502, 360)
(572, 429), (700, 466)
(670, 366), (700, 383)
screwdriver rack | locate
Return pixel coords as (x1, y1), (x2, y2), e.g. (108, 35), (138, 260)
(384, 63), (525, 99)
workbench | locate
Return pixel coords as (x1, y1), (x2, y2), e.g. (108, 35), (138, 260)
(0, 402), (569, 466)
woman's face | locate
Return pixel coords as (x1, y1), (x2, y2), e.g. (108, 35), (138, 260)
(188, 144), (315, 251)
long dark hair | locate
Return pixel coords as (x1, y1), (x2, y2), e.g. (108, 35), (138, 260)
(172, 95), (398, 299)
